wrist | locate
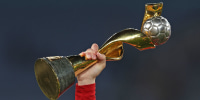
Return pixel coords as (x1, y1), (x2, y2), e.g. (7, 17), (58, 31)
(77, 78), (96, 86)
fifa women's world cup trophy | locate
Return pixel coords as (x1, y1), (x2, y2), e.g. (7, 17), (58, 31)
(34, 2), (171, 100)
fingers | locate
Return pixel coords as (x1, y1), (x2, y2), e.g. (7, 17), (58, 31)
(85, 49), (96, 60)
(79, 43), (106, 61)
(79, 43), (99, 60)
(79, 52), (85, 57)
(91, 43), (99, 53)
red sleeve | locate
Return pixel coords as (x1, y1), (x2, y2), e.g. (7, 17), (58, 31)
(75, 83), (96, 100)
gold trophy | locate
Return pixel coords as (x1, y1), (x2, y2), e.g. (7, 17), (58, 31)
(34, 2), (171, 100)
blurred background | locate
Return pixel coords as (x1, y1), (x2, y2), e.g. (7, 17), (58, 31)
(0, 0), (200, 100)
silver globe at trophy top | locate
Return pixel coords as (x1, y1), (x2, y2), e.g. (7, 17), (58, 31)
(142, 16), (171, 45)
(34, 2), (171, 100)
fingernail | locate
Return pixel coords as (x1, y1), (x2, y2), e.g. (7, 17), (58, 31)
(79, 53), (83, 57)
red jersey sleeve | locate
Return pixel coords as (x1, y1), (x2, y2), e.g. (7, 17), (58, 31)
(75, 83), (96, 100)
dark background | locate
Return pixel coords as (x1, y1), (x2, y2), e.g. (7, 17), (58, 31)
(0, 0), (200, 100)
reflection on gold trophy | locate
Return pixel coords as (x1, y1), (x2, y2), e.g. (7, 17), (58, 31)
(34, 2), (171, 100)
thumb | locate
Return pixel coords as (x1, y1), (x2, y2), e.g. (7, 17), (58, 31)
(97, 52), (106, 61)
(96, 52), (106, 69)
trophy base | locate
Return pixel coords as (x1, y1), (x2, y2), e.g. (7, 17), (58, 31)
(34, 56), (75, 100)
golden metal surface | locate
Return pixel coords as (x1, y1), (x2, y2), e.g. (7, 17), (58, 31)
(141, 2), (163, 32)
(99, 29), (155, 59)
(68, 55), (98, 76)
(71, 2), (163, 76)
(46, 56), (62, 61)
(35, 57), (75, 100)
(35, 59), (60, 100)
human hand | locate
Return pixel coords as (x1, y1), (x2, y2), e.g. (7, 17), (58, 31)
(77, 43), (106, 86)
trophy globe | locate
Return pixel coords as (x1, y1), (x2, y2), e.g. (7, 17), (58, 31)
(142, 16), (171, 46)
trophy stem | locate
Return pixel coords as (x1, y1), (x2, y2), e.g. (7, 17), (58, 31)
(68, 28), (155, 76)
